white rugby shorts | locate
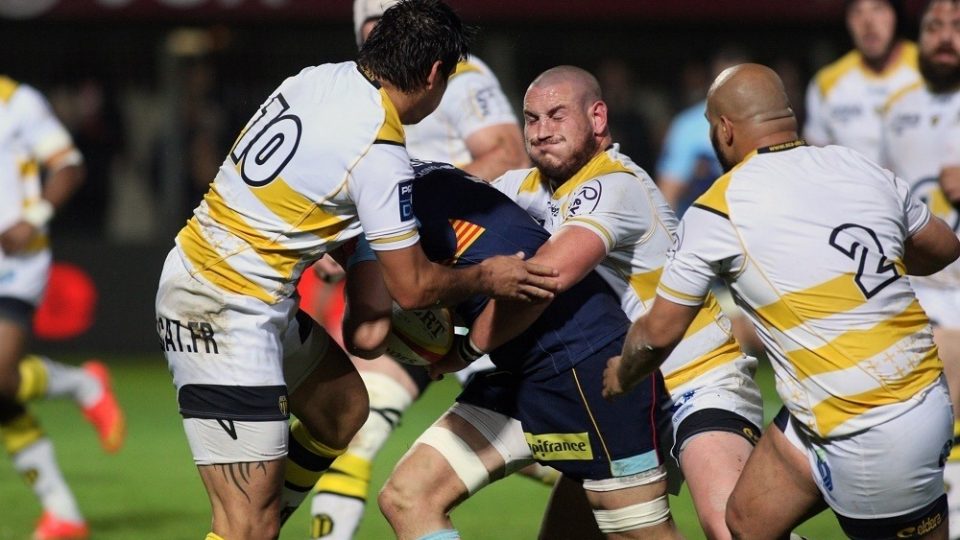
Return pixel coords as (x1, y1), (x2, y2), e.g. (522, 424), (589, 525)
(0, 249), (50, 305)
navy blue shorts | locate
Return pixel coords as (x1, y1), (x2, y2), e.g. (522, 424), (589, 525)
(457, 337), (670, 482)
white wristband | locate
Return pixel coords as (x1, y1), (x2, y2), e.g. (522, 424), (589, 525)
(22, 199), (54, 228)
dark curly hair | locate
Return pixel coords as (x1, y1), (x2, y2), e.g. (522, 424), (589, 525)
(357, 0), (473, 93)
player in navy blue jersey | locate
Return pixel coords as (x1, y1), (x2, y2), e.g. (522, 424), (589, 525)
(347, 160), (681, 539)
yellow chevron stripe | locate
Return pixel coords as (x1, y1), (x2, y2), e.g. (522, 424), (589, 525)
(788, 299), (930, 380)
(246, 176), (350, 241)
(552, 151), (633, 199)
(664, 339), (742, 391)
(628, 268), (663, 304)
(0, 76), (19, 103)
(205, 186), (299, 281)
(812, 348), (941, 435)
(683, 294), (727, 339)
(177, 218), (274, 303)
(519, 170), (543, 193)
(755, 273), (868, 333)
(376, 88), (405, 145)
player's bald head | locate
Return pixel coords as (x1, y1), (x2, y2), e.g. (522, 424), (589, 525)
(527, 65), (602, 105)
(706, 63), (795, 127)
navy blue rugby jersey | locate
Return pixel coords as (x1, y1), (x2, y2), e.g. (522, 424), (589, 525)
(409, 160), (630, 375)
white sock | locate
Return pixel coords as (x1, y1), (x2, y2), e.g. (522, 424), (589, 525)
(40, 358), (102, 407)
(310, 493), (365, 539)
(13, 438), (83, 522)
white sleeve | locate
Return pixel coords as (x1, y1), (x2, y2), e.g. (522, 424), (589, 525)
(349, 143), (420, 251)
(657, 206), (742, 306)
(438, 70), (518, 139)
(802, 78), (831, 147)
(557, 173), (651, 252)
(12, 84), (76, 162)
(894, 173), (932, 237)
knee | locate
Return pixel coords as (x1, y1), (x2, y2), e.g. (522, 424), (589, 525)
(333, 388), (369, 448)
(378, 473), (427, 527)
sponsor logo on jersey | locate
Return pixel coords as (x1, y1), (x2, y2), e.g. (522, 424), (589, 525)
(890, 113), (921, 136)
(830, 104), (862, 122)
(398, 180), (414, 221)
(156, 316), (220, 354)
(524, 432), (593, 461)
(567, 182), (601, 217)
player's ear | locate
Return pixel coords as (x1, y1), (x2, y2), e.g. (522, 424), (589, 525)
(425, 60), (444, 90)
(720, 116), (734, 146)
(590, 100), (608, 136)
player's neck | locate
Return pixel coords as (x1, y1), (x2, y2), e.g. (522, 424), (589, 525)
(861, 40), (902, 75)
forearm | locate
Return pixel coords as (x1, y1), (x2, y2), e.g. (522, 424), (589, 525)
(42, 163), (85, 210)
(468, 298), (550, 352)
(388, 261), (489, 310)
(616, 318), (670, 392)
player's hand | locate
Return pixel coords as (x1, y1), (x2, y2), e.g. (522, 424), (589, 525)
(601, 355), (625, 400)
(313, 254), (346, 284)
(0, 221), (39, 255)
(478, 252), (559, 302)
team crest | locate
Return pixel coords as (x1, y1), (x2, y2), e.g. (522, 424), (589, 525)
(279, 395), (289, 417)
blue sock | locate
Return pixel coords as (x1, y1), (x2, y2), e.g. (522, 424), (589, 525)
(415, 529), (460, 540)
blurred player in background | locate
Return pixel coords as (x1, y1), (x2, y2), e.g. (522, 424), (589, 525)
(881, 0), (960, 535)
(607, 62), (957, 540)
(154, 1), (558, 538)
(307, 1), (532, 538)
(0, 76), (125, 540)
(804, 0), (919, 162)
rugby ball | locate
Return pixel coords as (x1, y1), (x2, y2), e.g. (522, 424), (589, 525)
(384, 304), (454, 366)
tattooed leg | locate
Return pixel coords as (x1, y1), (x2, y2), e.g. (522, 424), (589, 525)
(198, 458), (285, 540)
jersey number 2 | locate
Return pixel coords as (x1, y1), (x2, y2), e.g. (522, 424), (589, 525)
(230, 94), (302, 187)
(828, 223), (900, 299)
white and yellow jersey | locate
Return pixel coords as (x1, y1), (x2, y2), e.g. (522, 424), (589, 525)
(659, 141), (940, 438)
(804, 41), (920, 163)
(404, 55), (518, 167)
(881, 81), (960, 289)
(175, 62), (420, 305)
(493, 145), (745, 395)
(0, 76), (77, 252)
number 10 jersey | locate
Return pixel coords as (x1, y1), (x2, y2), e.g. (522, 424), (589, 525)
(175, 62), (421, 305)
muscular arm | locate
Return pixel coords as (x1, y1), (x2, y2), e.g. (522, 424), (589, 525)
(460, 123), (529, 182)
(467, 226), (608, 351)
(375, 243), (558, 311)
(603, 297), (699, 398)
(904, 215), (960, 276)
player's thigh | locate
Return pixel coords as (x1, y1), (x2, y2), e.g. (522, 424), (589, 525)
(726, 409), (822, 539)
(0, 299), (31, 375)
(679, 430), (754, 525)
(197, 453), (286, 533)
(0, 252), (47, 382)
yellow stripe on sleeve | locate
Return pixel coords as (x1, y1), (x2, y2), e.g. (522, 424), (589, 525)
(657, 283), (705, 304)
(368, 229), (419, 246)
(565, 216), (614, 247)
(519, 170), (544, 193)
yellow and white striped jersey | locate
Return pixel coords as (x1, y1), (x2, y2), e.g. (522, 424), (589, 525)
(175, 62), (420, 305)
(0, 76), (77, 255)
(804, 42), (920, 163)
(405, 55), (518, 167)
(493, 145), (744, 394)
(882, 82), (960, 289)
(658, 141), (939, 438)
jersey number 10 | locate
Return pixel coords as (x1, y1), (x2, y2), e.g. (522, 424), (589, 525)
(230, 94), (303, 187)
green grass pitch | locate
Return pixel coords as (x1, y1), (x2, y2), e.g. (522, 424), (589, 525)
(0, 356), (842, 539)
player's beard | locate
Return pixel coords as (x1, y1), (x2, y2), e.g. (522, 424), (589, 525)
(531, 132), (600, 188)
(920, 46), (960, 93)
(710, 125), (736, 173)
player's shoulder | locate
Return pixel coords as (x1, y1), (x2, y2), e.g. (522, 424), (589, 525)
(881, 79), (926, 114)
(450, 55), (495, 80)
(0, 75), (21, 104)
(813, 49), (862, 98)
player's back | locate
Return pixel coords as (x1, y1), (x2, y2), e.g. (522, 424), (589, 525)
(176, 61), (415, 304)
(410, 161), (629, 375)
(701, 142), (939, 436)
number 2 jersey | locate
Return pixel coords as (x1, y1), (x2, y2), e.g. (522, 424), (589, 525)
(175, 62), (420, 305)
(658, 141), (939, 438)
(492, 145), (759, 412)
